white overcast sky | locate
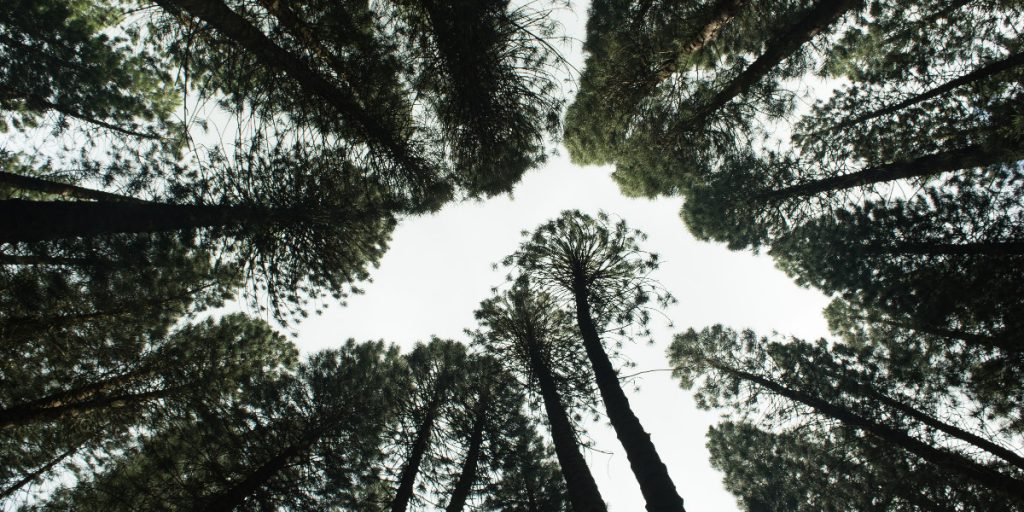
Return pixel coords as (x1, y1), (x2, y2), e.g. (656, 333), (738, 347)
(278, 3), (835, 510)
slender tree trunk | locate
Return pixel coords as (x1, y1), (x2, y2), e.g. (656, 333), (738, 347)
(689, 0), (861, 123)
(0, 171), (142, 203)
(0, 88), (162, 141)
(0, 387), (174, 428)
(153, 0), (425, 180)
(822, 51), (1024, 134)
(199, 433), (317, 512)
(444, 392), (490, 512)
(570, 277), (686, 512)
(0, 441), (85, 500)
(1, 365), (156, 420)
(755, 144), (1019, 202)
(855, 383), (1024, 470)
(656, 0), (749, 79)
(0, 253), (94, 266)
(525, 337), (607, 512)
(861, 240), (1024, 257)
(391, 395), (443, 512)
(727, 365), (1024, 501)
(0, 199), (259, 243)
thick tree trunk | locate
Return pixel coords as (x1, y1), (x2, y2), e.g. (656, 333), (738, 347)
(656, 0), (749, 79)
(0, 199), (257, 243)
(755, 144), (1019, 202)
(199, 433), (316, 512)
(444, 392), (489, 512)
(570, 278), (685, 512)
(690, 0), (861, 123)
(823, 51), (1024, 134)
(862, 241), (1024, 257)
(728, 366), (1024, 501)
(391, 395), (442, 512)
(0, 387), (173, 428)
(0, 442), (84, 500)
(1, 366), (156, 423)
(526, 338), (607, 512)
(0, 171), (142, 203)
(153, 0), (425, 180)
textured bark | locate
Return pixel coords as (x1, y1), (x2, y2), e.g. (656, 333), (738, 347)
(0, 387), (173, 428)
(0, 199), (259, 243)
(525, 335), (607, 512)
(656, 0), (749, 79)
(391, 394), (443, 512)
(728, 365), (1024, 501)
(0, 171), (142, 202)
(755, 145), (1019, 202)
(154, 0), (425, 179)
(571, 277), (685, 512)
(444, 392), (489, 512)
(0, 366), (156, 424)
(823, 51), (1024, 134)
(690, 0), (861, 123)
(199, 433), (316, 512)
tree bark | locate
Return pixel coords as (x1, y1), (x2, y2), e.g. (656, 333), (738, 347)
(391, 393), (443, 512)
(822, 51), (1024, 134)
(861, 241), (1024, 257)
(755, 144), (1019, 202)
(727, 365), (1024, 501)
(0, 171), (142, 203)
(199, 432), (317, 512)
(656, 0), (749, 80)
(153, 0), (426, 180)
(0, 387), (174, 428)
(444, 392), (489, 512)
(689, 0), (861, 123)
(525, 334), (607, 512)
(570, 276), (685, 512)
(0, 366), (157, 424)
(0, 199), (258, 243)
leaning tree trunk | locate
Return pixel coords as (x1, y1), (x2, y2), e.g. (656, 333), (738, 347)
(655, 0), (749, 80)
(153, 0), (425, 180)
(755, 144), (1021, 203)
(0, 199), (261, 243)
(391, 394), (443, 512)
(0, 171), (142, 203)
(689, 0), (861, 123)
(822, 51), (1024, 134)
(444, 392), (490, 512)
(0, 365), (157, 426)
(0, 387), (174, 428)
(525, 337), (608, 512)
(728, 365), (1024, 501)
(199, 431), (318, 512)
(570, 277), (686, 512)
(0, 441), (85, 500)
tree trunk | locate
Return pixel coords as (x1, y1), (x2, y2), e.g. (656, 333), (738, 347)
(570, 276), (685, 512)
(199, 433), (317, 512)
(755, 144), (1019, 202)
(861, 241), (1024, 257)
(689, 0), (861, 123)
(822, 51), (1024, 134)
(153, 0), (425, 181)
(0, 441), (84, 500)
(0, 387), (174, 428)
(444, 392), (490, 512)
(391, 394), (443, 512)
(1, 88), (163, 140)
(0, 365), (157, 423)
(0, 199), (258, 243)
(0, 171), (142, 203)
(728, 365), (1024, 501)
(525, 336), (607, 512)
(656, 0), (749, 79)
(856, 383), (1024, 470)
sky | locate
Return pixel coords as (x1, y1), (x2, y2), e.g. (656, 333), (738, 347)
(283, 154), (833, 511)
